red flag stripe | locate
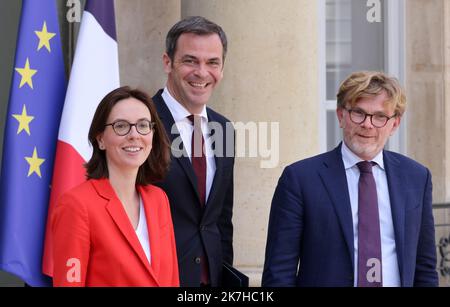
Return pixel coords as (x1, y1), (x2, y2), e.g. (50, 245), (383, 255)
(42, 140), (86, 276)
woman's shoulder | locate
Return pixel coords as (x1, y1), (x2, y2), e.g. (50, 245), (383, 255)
(53, 181), (92, 218)
(62, 179), (96, 196)
(55, 179), (108, 217)
(58, 179), (105, 205)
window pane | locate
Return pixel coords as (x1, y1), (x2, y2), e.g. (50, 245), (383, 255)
(326, 0), (385, 151)
(327, 110), (342, 150)
(326, 0), (385, 100)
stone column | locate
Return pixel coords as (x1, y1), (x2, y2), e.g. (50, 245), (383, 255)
(115, 0), (180, 93)
(405, 0), (446, 202)
(406, 0), (450, 286)
(182, 0), (320, 285)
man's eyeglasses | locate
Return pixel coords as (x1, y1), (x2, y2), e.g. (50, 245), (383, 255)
(344, 108), (396, 128)
(105, 119), (155, 136)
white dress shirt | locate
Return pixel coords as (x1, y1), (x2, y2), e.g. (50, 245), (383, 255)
(341, 142), (400, 286)
(135, 195), (151, 265)
(161, 87), (216, 203)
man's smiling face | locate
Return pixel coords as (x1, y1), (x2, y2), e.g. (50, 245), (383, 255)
(164, 32), (224, 114)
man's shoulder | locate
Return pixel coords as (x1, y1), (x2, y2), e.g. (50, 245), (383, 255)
(384, 150), (429, 175)
(152, 89), (164, 98)
(152, 89), (165, 105)
(152, 89), (173, 123)
(285, 149), (338, 173)
(206, 106), (232, 124)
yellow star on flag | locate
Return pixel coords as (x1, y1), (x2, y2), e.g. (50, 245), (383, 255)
(12, 105), (34, 135)
(15, 58), (37, 89)
(35, 21), (56, 52)
(25, 147), (45, 178)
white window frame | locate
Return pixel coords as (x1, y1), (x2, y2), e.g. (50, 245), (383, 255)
(318, 0), (406, 154)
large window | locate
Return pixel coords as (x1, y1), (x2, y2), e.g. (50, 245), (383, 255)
(320, 0), (405, 153)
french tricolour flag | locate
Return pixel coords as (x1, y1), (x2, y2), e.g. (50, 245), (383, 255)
(42, 0), (119, 277)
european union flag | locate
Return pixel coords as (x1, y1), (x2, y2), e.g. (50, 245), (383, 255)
(0, 0), (66, 286)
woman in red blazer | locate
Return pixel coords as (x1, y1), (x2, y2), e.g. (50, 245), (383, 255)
(51, 86), (179, 286)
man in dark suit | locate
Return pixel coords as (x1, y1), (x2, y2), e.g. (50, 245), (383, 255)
(153, 16), (234, 287)
(262, 71), (438, 287)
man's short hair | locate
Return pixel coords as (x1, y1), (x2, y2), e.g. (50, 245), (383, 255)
(165, 16), (227, 63)
(337, 71), (406, 116)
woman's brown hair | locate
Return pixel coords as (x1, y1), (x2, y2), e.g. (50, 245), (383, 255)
(85, 86), (170, 184)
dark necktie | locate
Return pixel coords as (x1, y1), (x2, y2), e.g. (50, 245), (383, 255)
(187, 115), (206, 206)
(187, 115), (209, 285)
(357, 161), (382, 287)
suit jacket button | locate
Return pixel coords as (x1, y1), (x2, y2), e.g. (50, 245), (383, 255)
(195, 257), (201, 264)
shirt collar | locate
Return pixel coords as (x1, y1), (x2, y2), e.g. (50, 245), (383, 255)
(162, 87), (208, 123)
(341, 141), (385, 170)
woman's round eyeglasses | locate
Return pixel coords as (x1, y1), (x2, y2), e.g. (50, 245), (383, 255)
(105, 119), (155, 136)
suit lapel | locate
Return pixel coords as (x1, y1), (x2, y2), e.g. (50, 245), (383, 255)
(204, 109), (224, 212)
(384, 151), (406, 285)
(154, 90), (199, 198)
(318, 145), (355, 267)
(92, 179), (159, 285)
(206, 155), (223, 210)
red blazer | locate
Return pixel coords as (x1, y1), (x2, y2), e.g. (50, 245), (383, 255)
(51, 178), (179, 286)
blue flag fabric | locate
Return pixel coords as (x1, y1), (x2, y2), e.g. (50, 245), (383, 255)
(0, 0), (66, 286)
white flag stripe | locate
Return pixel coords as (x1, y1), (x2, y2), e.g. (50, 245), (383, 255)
(58, 11), (119, 161)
